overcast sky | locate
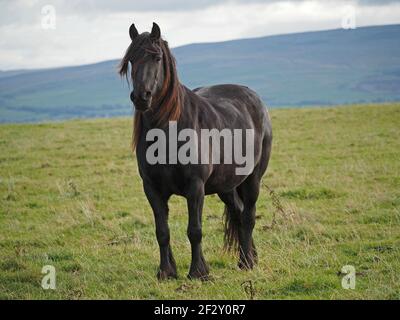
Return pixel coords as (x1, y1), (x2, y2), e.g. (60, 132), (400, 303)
(1, 0), (400, 70)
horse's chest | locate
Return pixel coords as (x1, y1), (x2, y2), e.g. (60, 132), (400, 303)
(137, 159), (188, 194)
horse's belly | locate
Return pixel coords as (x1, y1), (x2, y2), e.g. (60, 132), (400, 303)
(204, 164), (248, 194)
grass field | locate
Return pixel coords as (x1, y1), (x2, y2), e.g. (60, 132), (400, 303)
(0, 103), (399, 299)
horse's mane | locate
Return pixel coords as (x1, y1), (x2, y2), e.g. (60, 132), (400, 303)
(119, 34), (183, 150)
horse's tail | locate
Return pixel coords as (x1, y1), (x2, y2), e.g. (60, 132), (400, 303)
(223, 205), (240, 252)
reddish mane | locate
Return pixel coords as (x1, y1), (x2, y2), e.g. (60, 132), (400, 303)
(119, 37), (183, 150)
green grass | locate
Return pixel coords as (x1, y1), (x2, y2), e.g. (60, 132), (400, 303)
(0, 103), (399, 299)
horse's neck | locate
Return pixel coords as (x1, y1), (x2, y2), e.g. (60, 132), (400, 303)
(142, 83), (187, 128)
(140, 111), (156, 132)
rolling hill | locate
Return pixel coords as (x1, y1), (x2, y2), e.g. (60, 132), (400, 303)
(1, 24), (400, 123)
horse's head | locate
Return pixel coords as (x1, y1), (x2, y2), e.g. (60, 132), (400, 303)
(119, 23), (164, 111)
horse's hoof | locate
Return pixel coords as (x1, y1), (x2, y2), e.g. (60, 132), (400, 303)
(187, 271), (210, 281)
(238, 257), (255, 270)
(157, 269), (178, 281)
(188, 262), (210, 281)
(238, 245), (257, 270)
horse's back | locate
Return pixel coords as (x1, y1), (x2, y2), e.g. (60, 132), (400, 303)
(194, 84), (271, 137)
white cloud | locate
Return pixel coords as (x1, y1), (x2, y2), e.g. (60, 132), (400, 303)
(0, 0), (400, 70)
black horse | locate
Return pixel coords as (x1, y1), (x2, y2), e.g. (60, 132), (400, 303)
(119, 23), (272, 280)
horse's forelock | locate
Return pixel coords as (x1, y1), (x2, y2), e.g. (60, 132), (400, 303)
(118, 34), (150, 79)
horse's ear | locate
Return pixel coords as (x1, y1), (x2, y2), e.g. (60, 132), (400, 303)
(129, 23), (139, 41)
(150, 22), (161, 40)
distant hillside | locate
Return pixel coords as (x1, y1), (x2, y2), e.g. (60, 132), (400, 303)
(1, 25), (400, 123)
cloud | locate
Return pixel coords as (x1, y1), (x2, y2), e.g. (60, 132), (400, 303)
(0, 0), (400, 69)
(1, 0), (399, 25)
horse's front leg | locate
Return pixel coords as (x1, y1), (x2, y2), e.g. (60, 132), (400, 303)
(143, 182), (177, 280)
(186, 179), (209, 280)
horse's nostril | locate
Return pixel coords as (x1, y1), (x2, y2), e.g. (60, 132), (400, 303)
(140, 91), (151, 101)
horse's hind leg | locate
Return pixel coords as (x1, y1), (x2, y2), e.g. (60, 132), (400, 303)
(219, 181), (259, 269)
(236, 172), (261, 269)
(143, 182), (177, 280)
(236, 133), (271, 269)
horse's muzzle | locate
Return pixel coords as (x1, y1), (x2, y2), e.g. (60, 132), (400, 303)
(130, 90), (151, 111)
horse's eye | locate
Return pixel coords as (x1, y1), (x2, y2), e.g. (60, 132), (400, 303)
(155, 55), (162, 62)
